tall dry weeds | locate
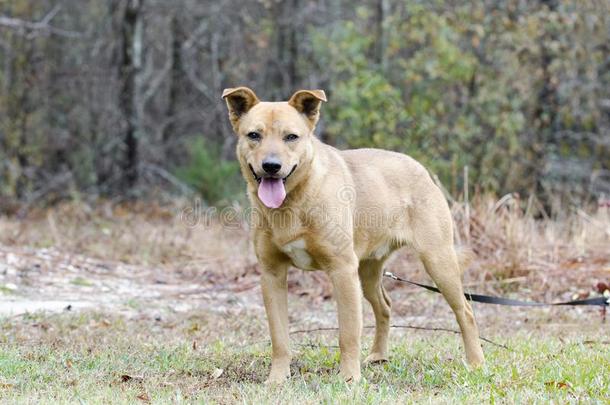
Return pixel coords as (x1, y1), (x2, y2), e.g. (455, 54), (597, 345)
(0, 196), (608, 298)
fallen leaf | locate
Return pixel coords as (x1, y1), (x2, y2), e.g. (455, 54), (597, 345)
(211, 368), (223, 379)
(545, 381), (571, 389)
(120, 374), (144, 383)
(32, 322), (50, 331)
(596, 281), (608, 293)
(583, 340), (610, 345)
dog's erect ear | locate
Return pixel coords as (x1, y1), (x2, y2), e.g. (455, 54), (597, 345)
(288, 89), (327, 128)
(221, 87), (260, 130)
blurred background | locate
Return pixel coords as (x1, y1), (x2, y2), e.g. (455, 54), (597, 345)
(0, 0), (609, 211)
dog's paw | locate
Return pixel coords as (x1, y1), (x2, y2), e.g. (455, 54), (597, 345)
(339, 371), (362, 383)
(466, 347), (485, 369)
(339, 366), (361, 383)
(364, 352), (389, 364)
(264, 376), (288, 385)
(264, 369), (290, 385)
(466, 357), (485, 370)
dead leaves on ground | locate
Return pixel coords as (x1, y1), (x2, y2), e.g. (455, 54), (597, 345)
(544, 380), (572, 390)
(119, 374), (150, 403)
(120, 374), (144, 383)
(136, 392), (151, 402)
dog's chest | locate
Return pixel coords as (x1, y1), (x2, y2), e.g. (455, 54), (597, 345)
(279, 238), (318, 271)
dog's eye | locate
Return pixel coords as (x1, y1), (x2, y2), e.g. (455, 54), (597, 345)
(246, 132), (261, 141)
(284, 134), (299, 142)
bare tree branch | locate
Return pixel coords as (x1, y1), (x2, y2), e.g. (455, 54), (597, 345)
(0, 5), (81, 38)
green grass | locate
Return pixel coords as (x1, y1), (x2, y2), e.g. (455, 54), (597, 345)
(0, 312), (608, 404)
(70, 277), (94, 287)
(0, 285), (16, 295)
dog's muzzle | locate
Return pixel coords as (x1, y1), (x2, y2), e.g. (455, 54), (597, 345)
(249, 164), (297, 184)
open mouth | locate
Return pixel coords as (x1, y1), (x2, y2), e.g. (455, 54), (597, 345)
(248, 164), (297, 209)
(248, 164), (296, 184)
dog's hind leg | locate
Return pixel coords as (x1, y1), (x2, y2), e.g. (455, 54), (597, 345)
(419, 246), (485, 367)
(359, 258), (392, 363)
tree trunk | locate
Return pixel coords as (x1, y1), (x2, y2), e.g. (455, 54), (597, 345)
(119, 0), (144, 190)
(266, 0), (299, 99)
(374, 0), (389, 69)
(530, 0), (559, 197)
(162, 12), (182, 155)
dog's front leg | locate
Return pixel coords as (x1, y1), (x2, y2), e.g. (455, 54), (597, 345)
(328, 255), (362, 382)
(261, 262), (291, 384)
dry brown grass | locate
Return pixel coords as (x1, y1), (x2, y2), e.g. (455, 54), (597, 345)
(0, 200), (255, 282)
(449, 194), (610, 299)
(0, 196), (608, 301)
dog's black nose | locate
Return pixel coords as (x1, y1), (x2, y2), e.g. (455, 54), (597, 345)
(262, 158), (282, 175)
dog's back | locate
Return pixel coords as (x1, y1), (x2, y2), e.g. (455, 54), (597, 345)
(336, 147), (454, 257)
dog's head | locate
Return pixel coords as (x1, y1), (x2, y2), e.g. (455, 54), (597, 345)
(222, 87), (326, 209)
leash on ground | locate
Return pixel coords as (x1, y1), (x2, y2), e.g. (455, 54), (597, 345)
(383, 272), (610, 307)
(242, 273), (607, 353)
(290, 325), (510, 350)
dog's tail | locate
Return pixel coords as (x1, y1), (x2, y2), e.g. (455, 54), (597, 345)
(455, 246), (475, 276)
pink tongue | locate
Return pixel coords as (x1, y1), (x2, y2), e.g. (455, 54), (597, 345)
(258, 178), (286, 208)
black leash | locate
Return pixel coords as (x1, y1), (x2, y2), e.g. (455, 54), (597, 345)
(383, 272), (609, 307)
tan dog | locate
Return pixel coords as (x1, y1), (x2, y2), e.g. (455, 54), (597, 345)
(222, 87), (485, 383)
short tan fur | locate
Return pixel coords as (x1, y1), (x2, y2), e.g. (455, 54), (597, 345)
(222, 87), (485, 384)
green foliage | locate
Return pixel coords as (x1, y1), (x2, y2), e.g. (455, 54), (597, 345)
(176, 138), (243, 205)
(312, 1), (609, 200)
(1, 0), (609, 206)
(327, 72), (410, 150)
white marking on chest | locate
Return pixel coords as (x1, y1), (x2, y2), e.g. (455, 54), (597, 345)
(280, 238), (315, 270)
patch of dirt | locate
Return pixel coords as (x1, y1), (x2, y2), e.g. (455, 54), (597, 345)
(0, 244), (262, 318)
(0, 242), (607, 341)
